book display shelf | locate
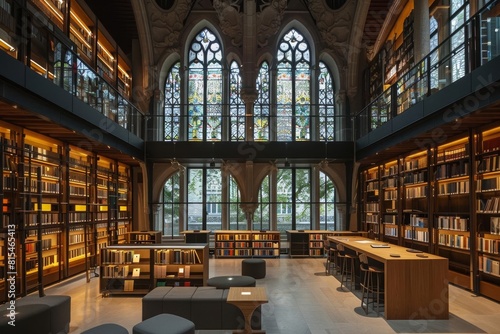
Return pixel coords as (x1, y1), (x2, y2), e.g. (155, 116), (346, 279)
(0, 124), (133, 303)
(126, 231), (161, 244)
(360, 127), (500, 302)
(99, 244), (209, 296)
(214, 230), (280, 258)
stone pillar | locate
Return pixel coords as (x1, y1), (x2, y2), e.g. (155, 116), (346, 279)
(414, 0), (430, 63)
(335, 90), (347, 140)
(241, 89), (258, 141)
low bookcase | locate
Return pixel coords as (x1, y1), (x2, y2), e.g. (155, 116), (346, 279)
(99, 244), (209, 296)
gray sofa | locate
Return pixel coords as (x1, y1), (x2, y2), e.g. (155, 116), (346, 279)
(142, 286), (261, 330)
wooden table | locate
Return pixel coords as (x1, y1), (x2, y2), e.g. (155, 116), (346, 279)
(226, 287), (268, 334)
(328, 236), (449, 320)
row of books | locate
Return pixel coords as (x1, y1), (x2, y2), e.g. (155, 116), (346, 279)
(404, 229), (429, 242)
(154, 265), (192, 278)
(482, 137), (500, 153)
(215, 249), (252, 257)
(383, 178), (398, 188)
(403, 156), (427, 171)
(437, 216), (468, 231)
(365, 203), (379, 212)
(477, 237), (500, 254)
(435, 161), (469, 179)
(403, 171), (427, 184)
(155, 249), (202, 264)
(436, 145), (468, 163)
(437, 180), (469, 195)
(478, 197), (500, 213)
(364, 213), (379, 223)
(254, 249), (280, 257)
(252, 241), (279, 248)
(477, 155), (500, 173)
(409, 214), (428, 228)
(384, 225), (398, 237)
(382, 164), (398, 177)
(384, 189), (398, 200)
(405, 185), (427, 198)
(438, 234), (470, 250)
(479, 256), (500, 277)
(101, 250), (139, 264)
(477, 177), (500, 192)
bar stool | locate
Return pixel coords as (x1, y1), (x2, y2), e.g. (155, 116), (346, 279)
(336, 244), (355, 289)
(359, 253), (384, 316)
(324, 239), (335, 274)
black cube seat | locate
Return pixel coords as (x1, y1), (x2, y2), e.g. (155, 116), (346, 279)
(17, 294), (71, 334)
(0, 304), (51, 334)
(206, 275), (256, 289)
(242, 259), (266, 279)
(133, 314), (195, 334)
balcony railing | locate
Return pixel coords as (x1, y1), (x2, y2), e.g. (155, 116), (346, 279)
(0, 6), (144, 139)
(355, 1), (500, 139)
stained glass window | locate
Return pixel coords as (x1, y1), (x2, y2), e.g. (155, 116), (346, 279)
(255, 62), (270, 141)
(188, 28), (223, 141)
(319, 171), (336, 230)
(318, 62), (335, 141)
(229, 61), (245, 141)
(164, 62), (181, 141)
(277, 29), (311, 141)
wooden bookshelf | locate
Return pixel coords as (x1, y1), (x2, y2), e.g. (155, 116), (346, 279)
(214, 230), (280, 258)
(126, 231), (161, 244)
(181, 230), (211, 244)
(286, 230), (367, 258)
(99, 244), (209, 296)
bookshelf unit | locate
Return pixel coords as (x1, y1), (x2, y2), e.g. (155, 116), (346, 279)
(359, 127), (500, 301)
(99, 244), (208, 296)
(362, 166), (381, 239)
(381, 159), (400, 242)
(126, 231), (161, 244)
(214, 230), (280, 258)
(286, 230), (367, 257)
(0, 123), (133, 302)
(182, 230), (211, 244)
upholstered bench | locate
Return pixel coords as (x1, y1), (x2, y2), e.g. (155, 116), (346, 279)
(81, 323), (129, 334)
(133, 314), (195, 334)
(0, 294), (71, 334)
(17, 294), (71, 334)
(206, 275), (256, 288)
(142, 286), (261, 330)
(242, 259), (266, 279)
(0, 303), (51, 334)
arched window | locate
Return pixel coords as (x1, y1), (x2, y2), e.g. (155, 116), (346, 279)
(318, 62), (336, 141)
(164, 62), (181, 141)
(254, 62), (270, 141)
(254, 174), (271, 230)
(229, 61), (245, 141)
(159, 172), (181, 236)
(188, 28), (223, 141)
(276, 29), (311, 141)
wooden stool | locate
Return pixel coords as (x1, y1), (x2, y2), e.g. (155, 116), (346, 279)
(336, 244), (355, 290)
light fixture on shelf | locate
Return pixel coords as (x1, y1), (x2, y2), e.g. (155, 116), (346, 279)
(0, 37), (15, 52)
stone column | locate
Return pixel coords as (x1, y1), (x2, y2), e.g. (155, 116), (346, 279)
(241, 89), (258, 141)
(414, 0), (430, 63)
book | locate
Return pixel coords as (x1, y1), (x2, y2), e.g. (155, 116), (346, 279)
(133, 253), (141, 263)
(132, 268), (140, 277)
(123, 280), (134, 292)
(184, 265), (190, 278)
(491, 217), (500, 235)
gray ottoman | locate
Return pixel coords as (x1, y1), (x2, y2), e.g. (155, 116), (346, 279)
(133, 314), (195, 334)
(17, 294), (71, 334)
(162, 287), (197, 320)
(0, 304), (51, 334)
(242, 259), (266, 279)
(81, 323), (129, 334)
(142, 287), (173, 320)
(206, 275), (256, 289)
(190, 287), (223, 329)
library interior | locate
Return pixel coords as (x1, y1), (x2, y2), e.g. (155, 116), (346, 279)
(1, 0), (500, 333)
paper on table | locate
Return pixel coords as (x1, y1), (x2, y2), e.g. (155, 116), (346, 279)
(355, 240), (374, 244)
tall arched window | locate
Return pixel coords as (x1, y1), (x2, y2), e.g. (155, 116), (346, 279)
(254, 62), (270, 141)
(276, 29), (311, 141)
(188, 28), (223, 141)
(254, 174), (271, 230)
(318, 62), (335, 141)
(229, 61), (245, 141)
(164, 62), (181, 141)
(159, 172), (181, 236)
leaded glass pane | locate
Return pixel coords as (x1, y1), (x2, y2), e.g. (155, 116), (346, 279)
(255, 62), (270, 141)
(230, 61), (245, 141)
(318, 62), (335, 141)
(254, 175), (270, 230)
(187, 169), (203, 230)
(164, 62), (180, 141)
(319, 171), (336, 230)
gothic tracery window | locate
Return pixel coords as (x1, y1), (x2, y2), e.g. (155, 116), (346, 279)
(229, 61), (245, 141)
(188, 28), (223, 141)
(254, 62), (270, 141)
(276, 29), (311, 141)
(164, 62), (181, 141)
(318, 62), (336, 141)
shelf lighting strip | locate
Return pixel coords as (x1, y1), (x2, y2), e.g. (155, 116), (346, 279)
(70, 10), (92, 36)
(0, 37), (15, 52)
(117, 64), (130, 79)
(97, 42), (115, 61)
(42, 0), (63, 22)
(97, 54), (114, 72)
(69, 25), (92, 50)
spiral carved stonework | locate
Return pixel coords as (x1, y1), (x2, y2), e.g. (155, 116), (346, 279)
(213, 0), (244, 46)
(256, 0), (288, 47)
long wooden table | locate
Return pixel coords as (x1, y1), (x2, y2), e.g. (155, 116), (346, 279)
(328, 236), (449, 320)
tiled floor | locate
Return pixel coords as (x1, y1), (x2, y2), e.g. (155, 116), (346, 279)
(40, 257), (499, 333)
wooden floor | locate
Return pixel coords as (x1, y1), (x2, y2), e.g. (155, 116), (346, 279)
(40, 257), (499, 333)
